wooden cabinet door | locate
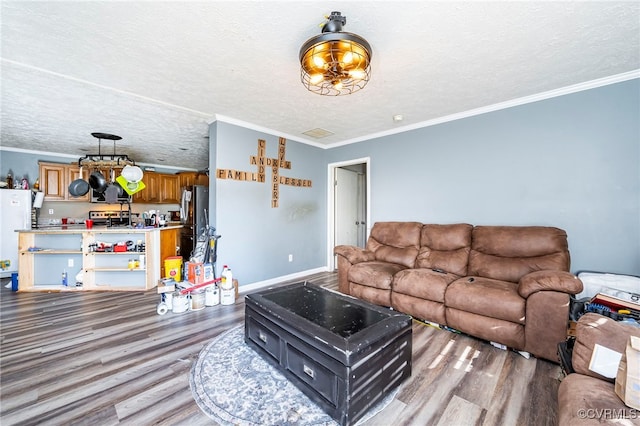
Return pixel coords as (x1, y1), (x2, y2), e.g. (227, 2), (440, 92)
(160, 174), (180, 204)
(146, 172), (160, 203)
(178, 171), (209, 188)
(178, 172), (196, 189)
(195, 173), (209, 186)
(39, 163), (66, 200)
(133, 171), (160, 203)
(159, 228), (180, 277)
(67, 166), (91, 202)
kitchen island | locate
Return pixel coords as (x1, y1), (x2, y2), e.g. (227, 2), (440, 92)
(16, 225), (183, 292)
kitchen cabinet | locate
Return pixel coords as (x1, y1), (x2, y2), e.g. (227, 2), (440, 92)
(160, 174), (180, 204)
(133, 172), (181, 204)
(39, 161), (90, 202)
(39, 163), (66, 200)
(133, 171), (160, 203)
(16, 227), (180, 292)
(177, 171), (209, 188)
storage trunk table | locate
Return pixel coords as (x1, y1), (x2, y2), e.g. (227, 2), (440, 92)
(244, 281), (412, 426)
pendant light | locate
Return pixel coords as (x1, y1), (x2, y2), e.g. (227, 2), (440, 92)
(299, 11), (372, 96)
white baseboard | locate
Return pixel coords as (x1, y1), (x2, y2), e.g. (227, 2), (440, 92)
(238, 266), (329, 295)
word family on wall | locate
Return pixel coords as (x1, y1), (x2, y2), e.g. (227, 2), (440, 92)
(216, 137), (312, 208)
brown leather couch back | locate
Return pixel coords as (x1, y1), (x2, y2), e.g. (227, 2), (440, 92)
(367, 222), (422, 268)
(572, 313), (640, 381)
(416, 224), (473, 276)
(468, 226), (570, 282)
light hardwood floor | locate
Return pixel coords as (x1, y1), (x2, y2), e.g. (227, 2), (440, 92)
(0, 271), (561, 425)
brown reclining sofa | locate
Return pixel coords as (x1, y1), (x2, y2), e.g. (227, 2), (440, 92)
(334, 222), (584, 362)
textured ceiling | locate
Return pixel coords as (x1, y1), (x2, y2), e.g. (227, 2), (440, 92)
(1, 1), (639, 171)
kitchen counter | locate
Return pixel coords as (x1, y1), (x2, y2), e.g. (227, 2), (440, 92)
(15, 227), (184, 292)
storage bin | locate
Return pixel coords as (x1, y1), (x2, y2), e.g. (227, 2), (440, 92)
(164, 256), (183, 282)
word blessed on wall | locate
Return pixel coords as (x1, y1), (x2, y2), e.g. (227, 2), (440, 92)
(216, 137), (312, 208)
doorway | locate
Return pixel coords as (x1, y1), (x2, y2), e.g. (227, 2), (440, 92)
(327, 157), (370, 271)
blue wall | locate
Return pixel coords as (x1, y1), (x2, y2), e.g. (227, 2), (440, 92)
(325, 79), (640, 275)
(3, 79), (638, 283)
(212, 122), (327, 284)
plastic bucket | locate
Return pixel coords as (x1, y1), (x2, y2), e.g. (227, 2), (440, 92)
(164, 256), (183, 281)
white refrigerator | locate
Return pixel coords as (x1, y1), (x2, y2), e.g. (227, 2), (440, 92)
(0, 189), (32, 278)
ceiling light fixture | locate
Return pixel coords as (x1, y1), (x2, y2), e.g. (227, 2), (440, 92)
(299, 11), (372, 96)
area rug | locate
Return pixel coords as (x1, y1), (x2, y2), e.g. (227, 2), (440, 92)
(190, 325), (398, 426)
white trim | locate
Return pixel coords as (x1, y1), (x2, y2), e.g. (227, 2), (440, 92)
(238, 266), (329, 294)
(327, 157), (371, 271)
(0, 146), (198, 171)
(213, 114), (325, 148)
(326, 70), (640, 148)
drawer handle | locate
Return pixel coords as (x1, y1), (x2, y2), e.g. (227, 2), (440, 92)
(258, 331), (267, 344)
(303, 364), (315, 379)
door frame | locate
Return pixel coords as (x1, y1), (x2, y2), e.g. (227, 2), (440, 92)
(327, 157), (371, 271)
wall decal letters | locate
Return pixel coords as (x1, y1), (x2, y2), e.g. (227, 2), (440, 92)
(216, 137), (312, 207)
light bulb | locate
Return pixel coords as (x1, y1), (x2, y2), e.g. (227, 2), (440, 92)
(349, 69), (365, 80)
(309, 74), (324, 85)
(312, 55), (325, 68)
(342, 51), (353, 64)
(333, 80), (343, 90)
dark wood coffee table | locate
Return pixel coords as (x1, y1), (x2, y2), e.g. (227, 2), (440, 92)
(244, 281), (412, 426)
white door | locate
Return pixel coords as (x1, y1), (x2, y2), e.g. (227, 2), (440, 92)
(335, 168), (359, 247)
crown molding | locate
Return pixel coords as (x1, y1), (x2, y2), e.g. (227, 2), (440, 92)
(326, 70), (640, 148)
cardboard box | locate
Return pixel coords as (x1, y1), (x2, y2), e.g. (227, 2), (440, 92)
(187, 262), (205, 285)
(204, 263), (214, 281)
(615, 335), (640, 410)
(157, 278), (176, 294)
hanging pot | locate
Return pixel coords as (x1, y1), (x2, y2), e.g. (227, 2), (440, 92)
(89, 170), (107, 193)
(68, 167), (90, 197)
(113, 180), (126, 198)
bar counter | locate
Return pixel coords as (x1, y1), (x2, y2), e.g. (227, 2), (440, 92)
(16, 226), (184, 292)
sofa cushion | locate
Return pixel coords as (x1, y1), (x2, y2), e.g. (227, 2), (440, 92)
(367, 222), (422, 268)
(558, 374), (633, 425)
(393, 268), (459, 303)
(445, 277), (526, 325)
(350, 282), (392, 307)
(349, 261), (407, 290)
(468, 226), (570, 283)
(392, 293), (446, 325)
(415, 223), (473, 276)
(445, 308), (525, 349)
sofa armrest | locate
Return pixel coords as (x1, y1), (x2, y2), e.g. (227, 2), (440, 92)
(518, 270), (583, 298)
(571, 312), (640, 381)
(334, 245), (375, 264)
